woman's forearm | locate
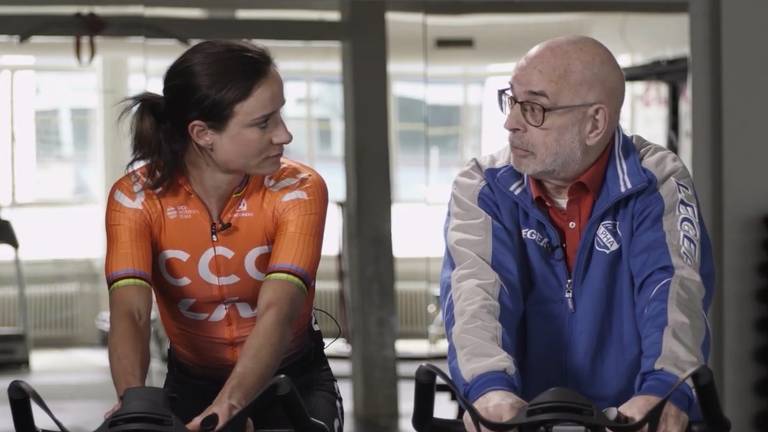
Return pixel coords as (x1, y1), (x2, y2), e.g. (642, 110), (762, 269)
(108, 286), (153, 398)
(215, 305), (294, 410)
(215, 277), (305, 410)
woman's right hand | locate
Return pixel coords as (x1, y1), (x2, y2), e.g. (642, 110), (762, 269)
(104, 400), (122, 419)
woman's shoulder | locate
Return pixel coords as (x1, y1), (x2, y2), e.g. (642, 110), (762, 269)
(108, 166), (150, 199)
(109, 165), (150, 189)
(261, 158), (328, 202)
(264, 158), (327, 188)
(274, 158), (323, 180)
(107, 165), (173, 212)
(110, 165), (186, 197)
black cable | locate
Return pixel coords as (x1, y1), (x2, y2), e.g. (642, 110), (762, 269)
(313, 307), (342, 350)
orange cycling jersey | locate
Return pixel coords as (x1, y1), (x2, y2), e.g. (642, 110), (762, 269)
(105, 159), (328, 373)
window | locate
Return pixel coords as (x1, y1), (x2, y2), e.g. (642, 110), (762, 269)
(0, 70), (12, 206)
(1, 69), (99, 204)
(391, 80), (483, 204)
(621, 81), (672, 149)
(283, 79), (309, 161)
(310, 78), (345, 203)
(388, 79), (484, 258)
(282, 76), (345, 204)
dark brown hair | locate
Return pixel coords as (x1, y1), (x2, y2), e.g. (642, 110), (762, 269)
(120, 40), (275, 190)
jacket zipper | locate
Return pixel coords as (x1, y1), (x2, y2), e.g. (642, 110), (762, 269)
(501, 172), (646, 315)
(524, 201), (576, 313)
(565, 278), (574, 312)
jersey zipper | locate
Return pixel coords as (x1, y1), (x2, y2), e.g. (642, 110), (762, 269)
(209, 220), (237, 362)
(210, 222), (219, 242)
(189, 176), (252, 366)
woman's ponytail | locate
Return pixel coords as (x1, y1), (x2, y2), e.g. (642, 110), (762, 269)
(120, 92), (182, 190)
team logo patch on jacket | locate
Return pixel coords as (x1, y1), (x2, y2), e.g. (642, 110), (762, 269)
(595, 221), (621, 254)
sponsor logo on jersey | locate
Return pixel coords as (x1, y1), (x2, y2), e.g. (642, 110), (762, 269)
(164, 205), (198, 220)
(178, 297), (258, 321)
(114, 180), (146, 210)
(158, 245), (272, 287)
(595, 221), (621, 254)
(233, 199), (253, 218)
(158, 245), (273, 322)
(282, 190), (309, 202)
(263, 174), (311, 202)
(264, 173), (310, 191)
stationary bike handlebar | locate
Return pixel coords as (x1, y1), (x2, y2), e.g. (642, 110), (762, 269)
(8, 374), (329, 432)
(412, 363), (731, 432)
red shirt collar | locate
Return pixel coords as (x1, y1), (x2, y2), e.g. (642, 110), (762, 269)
(530, 137), (613, 206)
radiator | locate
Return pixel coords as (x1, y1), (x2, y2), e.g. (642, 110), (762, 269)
(0, 282), (100, 345)
(0, 281), (436, 345)
(313, 283), (435, 339)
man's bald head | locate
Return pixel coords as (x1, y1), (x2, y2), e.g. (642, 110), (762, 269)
(505, 36), (626, 186)
(516, 35), (625, 128)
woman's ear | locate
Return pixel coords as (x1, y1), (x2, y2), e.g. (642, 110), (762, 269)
(584, 104), (608, 147)
(188, 120), (214, 151)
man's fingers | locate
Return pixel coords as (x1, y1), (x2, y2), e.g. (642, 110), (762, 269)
(462, 411), (478, 432)
(658, 404), (688, 432)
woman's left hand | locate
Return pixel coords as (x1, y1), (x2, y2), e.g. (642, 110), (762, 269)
(186, 401), (253, 432)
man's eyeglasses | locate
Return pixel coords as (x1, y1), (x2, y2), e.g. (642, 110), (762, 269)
(497, 87), (596, 128)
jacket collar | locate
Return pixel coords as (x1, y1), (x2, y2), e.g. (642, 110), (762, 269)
(494, 126), (650, 212)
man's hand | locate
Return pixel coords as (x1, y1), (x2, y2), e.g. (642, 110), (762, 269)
(618, 395), (688, 432)
(462, 390), (526, 432)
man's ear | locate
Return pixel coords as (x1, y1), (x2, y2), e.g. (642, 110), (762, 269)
(584, 104), (609, 147)
(188, 120), (214, 150)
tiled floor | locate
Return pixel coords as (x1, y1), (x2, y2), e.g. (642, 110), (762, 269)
(0, 346), (457, 432)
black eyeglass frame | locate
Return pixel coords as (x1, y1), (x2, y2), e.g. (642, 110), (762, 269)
(497, 87), (597, 128)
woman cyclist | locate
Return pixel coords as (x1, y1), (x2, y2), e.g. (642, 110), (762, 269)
(104, 40), (342, 432)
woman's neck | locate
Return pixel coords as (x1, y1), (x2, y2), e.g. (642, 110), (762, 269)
(184, 150), (246, 221)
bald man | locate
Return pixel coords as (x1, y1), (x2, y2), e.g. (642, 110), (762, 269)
(440, 36), (713, 432)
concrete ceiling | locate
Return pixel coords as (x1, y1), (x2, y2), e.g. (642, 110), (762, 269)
(0, 4), (689, 76)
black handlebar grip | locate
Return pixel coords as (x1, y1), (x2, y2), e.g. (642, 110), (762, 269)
(413, 365), (438, 432)
(272, 375), (328, 432)
(691, 366), (731, 432)
(200, 413), (218, 432)
(93, 419), (109, 432)
(431, 418), (466, 432)
(7, 380), (37, 432)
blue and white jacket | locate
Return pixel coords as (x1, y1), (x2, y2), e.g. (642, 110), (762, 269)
(441, 128), (713, 415)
